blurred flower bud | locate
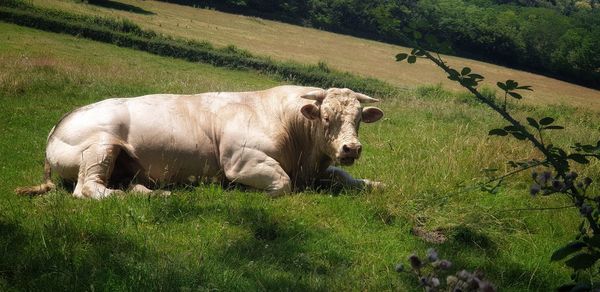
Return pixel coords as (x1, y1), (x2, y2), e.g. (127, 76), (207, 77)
(479, 281), (497, 292)
(427, 248), (438, 262)
(395, 263), (404, 273)
(457, 270), (471, 280)
(530, 184), (541, 196)
(540, 171), (552, 185)
(566, 172), (578, 180)
(409, 254), (422, 270)
(584, 177), (593, 187)
(552, 179), (564, 191)
(467, 277), (480, 289)
(419, 276), (428, 285)
(447, 275), (458, 287)
(430, 277), (440, 287)
(439, 259), (452, 270)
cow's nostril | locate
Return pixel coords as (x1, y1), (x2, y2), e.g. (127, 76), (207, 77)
(342, 144), (351, 153)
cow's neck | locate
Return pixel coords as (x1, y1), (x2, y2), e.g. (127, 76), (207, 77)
(277, 110), (331, 189)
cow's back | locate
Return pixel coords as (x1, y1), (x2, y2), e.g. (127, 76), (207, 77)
(46, 86), (323, 185)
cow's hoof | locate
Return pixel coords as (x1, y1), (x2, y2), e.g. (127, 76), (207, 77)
(365, 180), (386, 192)
(155, 190), (172, 197)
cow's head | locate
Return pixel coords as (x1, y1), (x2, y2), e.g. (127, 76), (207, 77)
(300, 88), (384, 166)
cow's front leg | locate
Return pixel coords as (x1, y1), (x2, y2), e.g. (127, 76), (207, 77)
(321, 166), (384, 191)
(223, 149), (291, 197)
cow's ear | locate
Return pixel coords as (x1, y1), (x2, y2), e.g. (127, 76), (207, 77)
(362, 107), (384, 123)
(301, 104), (320, 120)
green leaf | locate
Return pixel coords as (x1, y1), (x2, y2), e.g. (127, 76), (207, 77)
(488, 129), (508, 136)
(461, 78), (478, 87)
(414, 49), (426, 56)
(564, 253), (600, 270)
(526, 117), (539, 129)
(569, 154), (590, 164)
(407, 55), (417, 64)
(468, 73), (484, 80)
(447, 69), (460, 81)
(461, 67), (471, 76)
(544, 125), (564, 130)
(497, 82), (507, 91)
(448, 69), (460, 77)
(395, 53), (408, 62)
(551, 242), (586, 261)
(506, 79), (518, 90)
(413, 31), (422, 40)
(540, 117), (555, 125)
(508, 92), (523, 99)
(516, 85), (533, 91)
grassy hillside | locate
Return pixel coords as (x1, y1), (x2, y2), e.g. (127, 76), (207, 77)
(167, 0), (600, 89)
(30, 0), (600, 110)
(2, 18), (600, 290)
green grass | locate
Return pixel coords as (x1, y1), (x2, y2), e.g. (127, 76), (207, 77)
(1, 22), (600, 291)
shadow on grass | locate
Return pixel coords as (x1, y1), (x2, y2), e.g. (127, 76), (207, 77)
(87, 0), (154, 15)
(0, 193), (349, 290)
(427, 224), (560, 290)
(150, 195), (350, 289)
(0, 212), (207, 290)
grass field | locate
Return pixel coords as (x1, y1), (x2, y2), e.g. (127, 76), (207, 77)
(2, 20), (600, 290)
(0, 1), (600, 291)
(30, 0), (600, 110)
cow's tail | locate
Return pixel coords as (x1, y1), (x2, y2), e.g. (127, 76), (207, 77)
(15, 158), (56, 196)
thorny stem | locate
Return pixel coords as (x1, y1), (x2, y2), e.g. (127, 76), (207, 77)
(537, 129), (544, 146)
(415, 48), (600, 235)
(484, 160), (545, 185)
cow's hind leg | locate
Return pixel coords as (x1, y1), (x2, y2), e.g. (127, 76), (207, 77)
(74, 142), (124, 199)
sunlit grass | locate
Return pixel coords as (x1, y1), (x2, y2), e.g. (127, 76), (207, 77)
(1, 22), (599, 290)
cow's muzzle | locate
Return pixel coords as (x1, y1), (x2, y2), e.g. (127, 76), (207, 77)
(338, 143), (362, 165)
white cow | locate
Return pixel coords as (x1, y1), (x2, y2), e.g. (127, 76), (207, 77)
(16, 85), (384, 198)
